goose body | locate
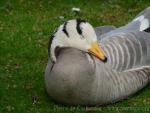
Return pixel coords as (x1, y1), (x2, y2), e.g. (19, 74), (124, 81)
(45, 8), (150, 105)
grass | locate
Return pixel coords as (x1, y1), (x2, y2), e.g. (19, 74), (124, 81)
(0, 0), (150, 113)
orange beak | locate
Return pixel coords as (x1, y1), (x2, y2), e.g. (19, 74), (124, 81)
(88, 42), (107, 62)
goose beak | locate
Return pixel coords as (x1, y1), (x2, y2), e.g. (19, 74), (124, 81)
(88, 42), (107, 62)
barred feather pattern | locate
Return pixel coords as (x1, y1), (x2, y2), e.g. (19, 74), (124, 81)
(101, 31), (150, 71)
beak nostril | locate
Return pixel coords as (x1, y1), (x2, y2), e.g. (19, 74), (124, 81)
(95, 49), (99, 53)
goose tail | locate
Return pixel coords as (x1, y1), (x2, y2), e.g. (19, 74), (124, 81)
(126, 7), (150, 32)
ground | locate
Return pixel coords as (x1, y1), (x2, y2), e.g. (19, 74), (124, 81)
(0, 0), (150, 113)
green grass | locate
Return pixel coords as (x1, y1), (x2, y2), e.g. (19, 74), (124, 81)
(0, 0), (150, 113)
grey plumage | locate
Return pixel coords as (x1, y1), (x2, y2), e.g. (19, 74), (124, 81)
(101, 31), (150, 71)
(45, 8), (150, 105)
(94, 26), (116, 39)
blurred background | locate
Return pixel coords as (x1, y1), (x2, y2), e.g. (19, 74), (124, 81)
(0, 0), (150, 113)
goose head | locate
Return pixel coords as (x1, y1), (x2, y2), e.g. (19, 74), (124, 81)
(49, 19), (107, 62)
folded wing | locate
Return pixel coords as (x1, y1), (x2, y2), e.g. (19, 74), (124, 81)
(101, 31), (150, 72)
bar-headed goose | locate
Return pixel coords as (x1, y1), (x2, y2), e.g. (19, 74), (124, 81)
(45, 8), (150, 105)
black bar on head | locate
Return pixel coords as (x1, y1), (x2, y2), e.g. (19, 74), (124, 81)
(76, 19), (86, 35)
(62, 22), (69, 37)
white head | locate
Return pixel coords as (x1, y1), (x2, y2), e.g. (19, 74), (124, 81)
(49, 19), (107, 62)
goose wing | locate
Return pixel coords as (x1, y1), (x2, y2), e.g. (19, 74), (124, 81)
(101, 31), (150, 72)
(94, 26), (116, 40)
